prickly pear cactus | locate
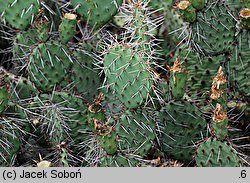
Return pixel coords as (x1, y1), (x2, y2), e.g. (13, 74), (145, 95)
(0, 0), (40, 30)
(27, 41), (72, 92)
(98, 128), (117, 155)
(178, 1), (236, 55)
(195, 137), (243, 167)
(189, 0), (205, 10)
(70, 43), (101, 103)
(98, 153), (140, 167)
(158, 101), (207, 161)
(0, 0), (249, 167)
(115, 109), (155, 157)
(103, 44), (153, 108)
(0, 117), (21, 166)
(229, 30), (250, 97)
(176, 1), (197, 23)
(71, 0), (122, 28)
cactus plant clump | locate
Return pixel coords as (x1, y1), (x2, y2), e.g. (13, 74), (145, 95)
(0, 0), (249, 167)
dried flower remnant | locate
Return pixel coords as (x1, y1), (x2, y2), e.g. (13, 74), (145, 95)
(212, 103), (227, 123)
(170, 56), (185, 84)
(210, 66), (226, 100)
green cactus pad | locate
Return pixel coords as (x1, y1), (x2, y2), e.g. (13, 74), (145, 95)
(7, 74), (37, 100)
(187, 2), (236, 55)
(226, 0), (243, 11)
(229, 30), (250, 97)
(71, 46), (101, 103)
(98, 153), (140, 167)
(103, 45), (153, 108)
(163, 7), (187, 49)
(0, 0), (40, 30)
(31, 92), (90, 147)
(45, 92), (107, 156)
(170, 72), (187, 99)
(14, 27), (48, 54)
(212, 119), (229, 140)
(148, 0), (173, 13)
(195, 138), (243, 167)
(48, 92), (88, 140)
(0, 118), (21, 166)
(27, 41), (72, 92)
(115, 109), (155, 157)
(158, 101), (207, 161)
(14, 24), (49, 69)
(71, 0), (122, 28)
(241, 0), (250, 8)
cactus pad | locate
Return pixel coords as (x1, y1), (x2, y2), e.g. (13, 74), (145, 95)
(195, 137), (242, 167)
(158, 101), (207, 161)
(0, 0), (40, 30)
(71, 0), (122, 28)
(103, 45), (153, 108)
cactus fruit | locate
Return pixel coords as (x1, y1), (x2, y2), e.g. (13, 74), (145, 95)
(158, 101), (207, 161)
(71, 0), (122, 28)
(195, 137), (242, 167)
(0, 0), (40, 30)
(176, 1), (197, 23)
(59, 13), (77, 44)
(240, 8), (250, 30)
